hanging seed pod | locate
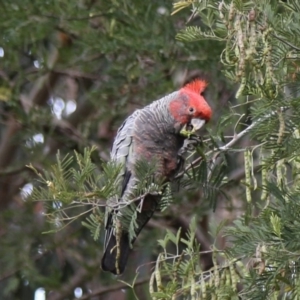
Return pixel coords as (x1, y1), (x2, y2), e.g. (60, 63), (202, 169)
(235, 15), (246, 78)
(247, 9), (257, 61)
(260, 152), (268, 202)
(115, 218), (122, 275)
(234, 12), (247, 98)
(276, 109), (288, 197)
(244, 149), (252, 203)
(155, 253), (163, 291)
(229, 261), (238, 292)
(250, 148), (257, 190)
(236, 76), (247, 98)
(263, 28), (278, 99)
(149, 271), (156, 300)
(277, 109), (285, 145)
(189, 270), (196, 300)
(220, 268), (227, 286)
(236, 260), (248, 277)
(212, 249), (220, 287)
(225, 268), (231, 287)
(201, 272), (207, 300)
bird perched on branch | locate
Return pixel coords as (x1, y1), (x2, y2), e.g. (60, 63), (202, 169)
(101, 79), (212, 274)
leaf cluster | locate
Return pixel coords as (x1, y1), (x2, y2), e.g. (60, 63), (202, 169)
(150, 217), (242, 299)
(28, 147), (121, 237)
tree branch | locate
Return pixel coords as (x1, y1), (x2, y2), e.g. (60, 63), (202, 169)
(76, 276), (150, 300)
(48, 268), (90, 300)
(176, 108), (285, 179)
(272, 32), (300, 52)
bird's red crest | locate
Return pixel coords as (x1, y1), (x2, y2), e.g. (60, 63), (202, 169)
(169, 78), (211, 123)
(182, 79), (207, 95)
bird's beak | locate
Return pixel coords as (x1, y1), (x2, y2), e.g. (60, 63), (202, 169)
(180, 118), (206, 138)
(190, 118), (206, 132)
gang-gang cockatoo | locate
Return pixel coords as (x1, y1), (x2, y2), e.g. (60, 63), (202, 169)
(101, 79), (212, 274)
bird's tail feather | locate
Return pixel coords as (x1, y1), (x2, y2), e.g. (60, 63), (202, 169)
(101, 229), (131, 275)
(101, 197), (158, 274)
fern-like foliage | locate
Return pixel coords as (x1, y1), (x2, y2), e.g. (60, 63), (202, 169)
(225, 182), (300, 299)
(29, 146), (122, 235)
(154, 0), (300, 299)
(151, 217), (243, 299)
(26, 2), (300, 299)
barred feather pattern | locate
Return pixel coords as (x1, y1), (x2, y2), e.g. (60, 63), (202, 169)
(101, 91), (188, 274)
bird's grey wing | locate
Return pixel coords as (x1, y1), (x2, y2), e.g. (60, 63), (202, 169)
(110, 110), (141, 198)
(102, 111), (139, 273)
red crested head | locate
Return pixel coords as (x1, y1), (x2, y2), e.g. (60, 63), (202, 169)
(169, 79), (212, 125)
(182, 79), (207, 95)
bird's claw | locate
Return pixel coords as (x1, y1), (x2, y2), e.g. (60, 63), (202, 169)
(178, 135), (202, 155)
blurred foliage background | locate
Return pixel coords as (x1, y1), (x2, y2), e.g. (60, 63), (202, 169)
(2, 0), (300, 299)
(0, 1), (227, 299)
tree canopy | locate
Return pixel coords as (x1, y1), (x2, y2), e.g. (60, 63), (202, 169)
(2, 0), (300, 300)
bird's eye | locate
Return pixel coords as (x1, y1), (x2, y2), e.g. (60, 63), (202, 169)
(189, 107), (194, 113)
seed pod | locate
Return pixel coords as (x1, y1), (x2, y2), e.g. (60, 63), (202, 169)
(149, 272), (156, 300)
(225, 268), (231, 287)
(261, 157), (268, 201)
(247, 16), (257, 60)
(236, 260), (248, 277)
(155, 253), (163, 291)
(190, 270), (196, 300)
(201, 272), (207, 299)
(212, 249), (220, 287)
(244, 148), (252, 203)
(220, 268), (226, 286)
(115, 218), (122, 274)
(236, 76), (246, 98)
(229, 262), (238, 291)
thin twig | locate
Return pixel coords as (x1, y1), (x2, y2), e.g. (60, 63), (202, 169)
(53, 69), (100, 80)
(76, 276), (150, 300)
(41, 12), (109, 21)
(0, 165), (41, 177)
(272, 33), (300, 52)
(176, 108), (286, 179)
